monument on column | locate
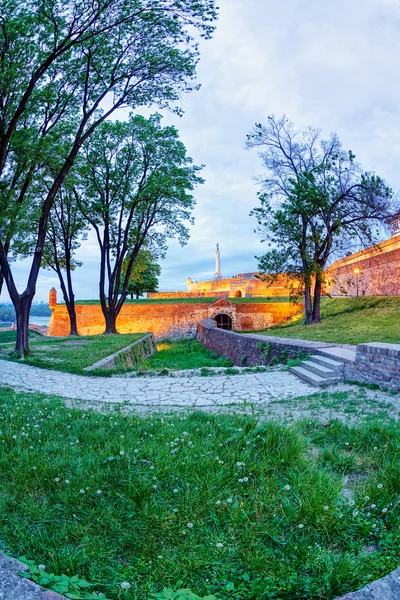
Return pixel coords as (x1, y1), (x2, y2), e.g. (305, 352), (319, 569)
(214, 242), (222, 279)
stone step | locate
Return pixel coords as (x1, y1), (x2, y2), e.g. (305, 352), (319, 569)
(289, 365), (341, 387)
(309, 354), (344, 374)
(300, 360), (337, 378)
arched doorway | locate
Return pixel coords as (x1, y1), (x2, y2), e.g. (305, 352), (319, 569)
(215, 313), (232, 330)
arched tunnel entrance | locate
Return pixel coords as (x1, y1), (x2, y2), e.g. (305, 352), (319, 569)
(215, 313), (232, 331)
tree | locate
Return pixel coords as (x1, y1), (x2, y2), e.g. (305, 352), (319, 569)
(247, 115), (394, 324)
(121, 249), (161, 299)
(76, 113), (203, 334)
(0, 0), (218, 355)
(42, 180), (88, 335)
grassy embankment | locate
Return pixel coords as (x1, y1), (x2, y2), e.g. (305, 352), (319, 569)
(0, 387), (399, 600)
(0, 332), (145, 374)
(264, 296), (400, 345)
(0, 333), (232, 374)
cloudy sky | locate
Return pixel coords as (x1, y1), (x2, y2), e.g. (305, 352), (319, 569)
(9, 0), (400, 302)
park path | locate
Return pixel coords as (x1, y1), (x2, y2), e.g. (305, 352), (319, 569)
(0, 358), (321, 408)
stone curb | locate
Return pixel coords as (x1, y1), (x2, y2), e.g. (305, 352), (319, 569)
(84, 333), (154, 371)
(0, 552), (65, 599)
(335, 567), (400, 599)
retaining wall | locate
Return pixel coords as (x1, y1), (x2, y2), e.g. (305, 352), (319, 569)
(345, 343), (400, 389)
(196, 319), (332, 367)
(84, 334), (156, 371)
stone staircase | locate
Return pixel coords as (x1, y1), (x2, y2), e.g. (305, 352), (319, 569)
(289, 354), (345, 387)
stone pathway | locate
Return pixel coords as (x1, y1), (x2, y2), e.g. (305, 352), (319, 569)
(0, 358), (322, 407)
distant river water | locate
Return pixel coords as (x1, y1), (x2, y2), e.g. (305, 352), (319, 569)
(0, 316), (51, 328)
(29, 316), (51, 327)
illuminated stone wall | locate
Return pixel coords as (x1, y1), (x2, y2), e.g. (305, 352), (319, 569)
(149, 273), (299, 299)
(47, 292), (303, 339)
(327, 235), (400, 297)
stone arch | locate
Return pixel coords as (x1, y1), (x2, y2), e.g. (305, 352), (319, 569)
(233, 290), (242, 298)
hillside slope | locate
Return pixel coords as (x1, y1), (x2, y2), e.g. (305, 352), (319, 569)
(264, 297), (400, 345)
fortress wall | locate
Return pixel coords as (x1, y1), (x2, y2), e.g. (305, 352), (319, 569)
(187, 274), (299, 297)
(327, 236), (400, 297)
(47, 297), (304, 339)
(147, 291), (227, 299)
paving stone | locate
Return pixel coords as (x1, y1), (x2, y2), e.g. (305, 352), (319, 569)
(0, 552), (64, 599)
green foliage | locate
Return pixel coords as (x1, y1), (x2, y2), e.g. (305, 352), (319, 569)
(0, 0), (218, 354)
(140, 339), (232, 372)
(247, 115), (395, 324)
(18, 557), (110, 599)
(1, 388), (400, 599)
(76, 113), (203, 331)
(121, 249), (161, 299)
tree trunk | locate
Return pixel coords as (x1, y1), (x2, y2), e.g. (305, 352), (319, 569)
(312, 277), (323, 323)
(0, 269), (3, 298)
(303, 279), (313, 325)
(15, 295), (33, 357)
(66, 303), (78, 336)
(104, 309), (118, 334)
(136, 291), (139, 299)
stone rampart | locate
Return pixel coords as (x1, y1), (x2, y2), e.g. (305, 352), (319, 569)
(47, 292), (303, 339)
(327, 235), (400, 297)
(196, 319), (332, 366)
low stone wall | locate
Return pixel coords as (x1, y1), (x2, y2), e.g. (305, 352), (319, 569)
(196, 319), (332, 367)
(345, 343), (400, 389)
(84, 334), (156, 371)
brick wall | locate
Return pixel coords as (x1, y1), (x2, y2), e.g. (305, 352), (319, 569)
(47, 292), (303, 339)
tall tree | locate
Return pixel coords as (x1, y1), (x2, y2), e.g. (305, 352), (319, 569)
(121, 249), (161, 299)
(247, 115), (394, 324)
(76, 113), (203, 333)
(0, 0), (217, 355)
(42, 181), (88, 335)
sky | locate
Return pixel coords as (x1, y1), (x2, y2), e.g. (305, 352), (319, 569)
(8, 0), (400, 302)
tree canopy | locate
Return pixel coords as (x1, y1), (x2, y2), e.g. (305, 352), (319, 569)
(247, 115), (395, 324)
(121, 249), (161, 299)
(0, 0), (217, 354)
(76, 113), (203, 333)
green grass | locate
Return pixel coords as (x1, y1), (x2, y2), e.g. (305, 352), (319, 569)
(71, 297), (291, 305)
(140, 339), (232, 371)
(0, 333), (146, 374)
(262, 296), (400, 345)
(0, 387), (399, 599)
(0, 329), (43, 344)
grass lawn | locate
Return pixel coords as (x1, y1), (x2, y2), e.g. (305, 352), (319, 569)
(140, 339), (232, 371)
(73, 297), (292, 305)
(0, 333), (146, 374)
(0, 387), (399, 599)
(0, 329), (43, 344)
(263, 296), (400, 345)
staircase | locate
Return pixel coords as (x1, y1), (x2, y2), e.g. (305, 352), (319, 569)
(289, 354), (344, 387)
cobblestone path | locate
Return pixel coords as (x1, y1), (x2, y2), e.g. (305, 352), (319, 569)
(0, 359), (321, 407)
